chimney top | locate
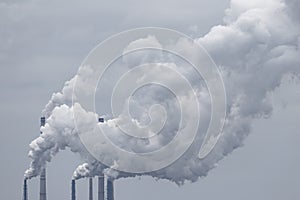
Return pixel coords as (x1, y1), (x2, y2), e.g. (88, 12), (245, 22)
(40, 117), (46, 126)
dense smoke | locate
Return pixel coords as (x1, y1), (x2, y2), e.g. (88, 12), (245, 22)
(25, 0), (300, 184)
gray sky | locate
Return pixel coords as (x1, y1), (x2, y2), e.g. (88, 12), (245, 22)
(1, 0), (300, 199)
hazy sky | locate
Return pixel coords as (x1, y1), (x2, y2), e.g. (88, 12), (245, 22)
(1, 0), (299, 200)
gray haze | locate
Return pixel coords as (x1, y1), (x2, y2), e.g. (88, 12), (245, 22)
(0, 0), (299, 200)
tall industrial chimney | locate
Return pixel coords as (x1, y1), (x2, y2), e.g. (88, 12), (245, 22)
(107, 178), (114, 200)
(40, 117), (45, 134)
(23, 179), (28, 200)
(40, 117), (47, 200)
(71, 180), (76, 200)
(40, 168), (46, 200)
(97, 118), (105, 200)
(89, 178), (93, 200)
(98, 176), (104, 200)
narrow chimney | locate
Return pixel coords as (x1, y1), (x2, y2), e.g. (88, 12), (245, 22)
(89, 178), (93, 200)
(40, 168), (46, 200)
(107, 178), (114, 200)
(23, 179), (28, 200)
(71, 180), (76, 200)
(40, 117), (45, 134)
(40, 117), (47, 200)
(98, 118), (105, 200)
(98, 176), (104, 200)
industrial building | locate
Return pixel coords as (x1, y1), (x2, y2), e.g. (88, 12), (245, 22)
(22, 117), (114, 200)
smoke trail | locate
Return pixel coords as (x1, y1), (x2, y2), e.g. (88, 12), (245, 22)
(25, 0), (300, 184)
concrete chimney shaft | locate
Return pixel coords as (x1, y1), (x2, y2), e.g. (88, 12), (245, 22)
(98, 176), (104, 200)
(89, 178), (93, 200)
(23, 179), (28, 200)
(71, 180), (76, 200)
(40, 117), (47, 200)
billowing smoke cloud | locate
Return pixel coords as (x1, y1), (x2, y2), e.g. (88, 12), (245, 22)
(25, 0), (300, 184)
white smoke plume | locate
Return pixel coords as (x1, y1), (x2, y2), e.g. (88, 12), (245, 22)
(25, 0), (300, 184)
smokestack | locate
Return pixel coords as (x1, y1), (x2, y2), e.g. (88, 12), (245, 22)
(40, 117), (45, 134)
(40, 117), (47, 200)
(23, 179), (28, 200)
(71, 180), (76, 200)
(89, 178), (93, 200)
(40, 168), (46, 200)
(98, 176), (104, 200)
(107, 178), (114, 200)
